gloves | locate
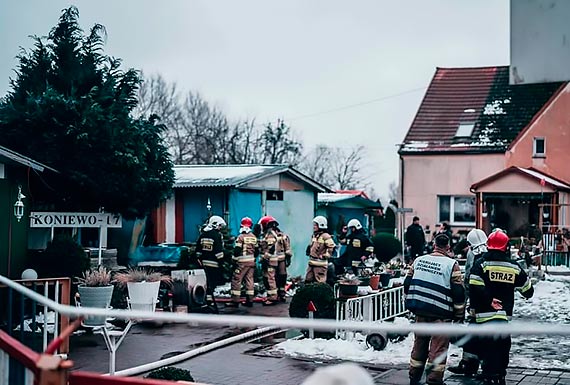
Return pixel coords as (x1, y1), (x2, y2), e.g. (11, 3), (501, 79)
(260, 258), (269, 268)
(285, 255), (292, 267)
(306, 245), (311, 256)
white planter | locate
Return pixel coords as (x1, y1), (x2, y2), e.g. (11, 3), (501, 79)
(127, 281), (160, 312)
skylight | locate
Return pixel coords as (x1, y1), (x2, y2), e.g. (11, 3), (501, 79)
(455, 122), (475, 137)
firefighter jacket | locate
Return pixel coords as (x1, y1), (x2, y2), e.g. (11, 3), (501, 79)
(274, 229), (293, 263)
(308, 231), (336, 267)
(260, 230), (279, 267)
(196, 229), (224, 269)
(404, 251), (465, 320)
(233, 231), (258, 267)
(340, 229), (374, 267)
(469, 249), (534, 323)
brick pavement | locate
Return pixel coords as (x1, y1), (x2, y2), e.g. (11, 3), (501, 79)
(68, 300), (570, 384)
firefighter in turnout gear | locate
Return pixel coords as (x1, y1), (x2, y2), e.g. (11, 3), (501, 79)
(195, 215), (226, 313)
(305, 216), (336, 283)
(339, 219), (374, 274)
(448, 228), (488, 377)
(469, 229), (534, 385)
(226, 217), (258, 308)
(274, 224), (293, 302)
(404, 234), (465, 385)
(259, 215), (280, 305)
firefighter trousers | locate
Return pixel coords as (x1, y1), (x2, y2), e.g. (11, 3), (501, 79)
(203, 266), (221, 307)
(231, 264), (254, 303)
(276, 260), (288, 298)
(263, 265), (278, 301)
(479, 321), (511, 377)
(409, 317), (450, 385)
(305, 265), (327, 283)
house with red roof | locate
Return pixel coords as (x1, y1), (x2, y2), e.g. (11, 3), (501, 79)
(399, 66), (570, 237)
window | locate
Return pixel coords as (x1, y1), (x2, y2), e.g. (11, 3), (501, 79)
(438, 196), (475, 225)
(455, 122), (475, 137)
(266, 191), (283, 201)
(533, 137), (545, 157)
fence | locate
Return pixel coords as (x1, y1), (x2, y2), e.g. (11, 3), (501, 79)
(541, 233), (570, 267)
(336, 285), (408, 339)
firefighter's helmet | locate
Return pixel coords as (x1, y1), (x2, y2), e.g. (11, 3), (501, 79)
(347, 219), (362, 230)
(487, 229), (509, 251)
(313, 216), (328, 230)
(259, 215), (278, 230)
(207, 215), (226, 230)
(467, 228), (488, 255)
(240, 217), (253, 229)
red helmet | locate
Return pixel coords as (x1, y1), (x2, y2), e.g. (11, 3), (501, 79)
(259, 215), (278, 230)
(487, 229), (509, 251)
(240, 217), (253, 228)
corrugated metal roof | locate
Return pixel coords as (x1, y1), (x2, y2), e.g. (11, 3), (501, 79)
(400, 66), (564, 154)
(318, 193), (355, 203)
(174, 164), (331, 192)
(318, 193), (382, 208)
(0, 145), (58, 173)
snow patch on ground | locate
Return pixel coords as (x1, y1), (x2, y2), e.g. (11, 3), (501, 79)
(275, 275), (570, 369)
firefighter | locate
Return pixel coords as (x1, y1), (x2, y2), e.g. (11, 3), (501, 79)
(226, 217), (258, 308)
(339, 219), (374, 275)
(469, 229), (534, 385)
(305, 216), (335, 283)
(273, 222), (293, 302)
(195, 215), (226, 313)
(448, 228), (488, 377)
(404, 234), (465, 385)
(259, 215), (280, 305)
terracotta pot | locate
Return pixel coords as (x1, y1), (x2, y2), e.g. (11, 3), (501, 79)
(369, 275), (380, 290)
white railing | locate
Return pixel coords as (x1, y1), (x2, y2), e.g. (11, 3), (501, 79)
(336, 286), (408, 339)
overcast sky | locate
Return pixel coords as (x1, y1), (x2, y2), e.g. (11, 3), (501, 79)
(0, 1), (510, 201)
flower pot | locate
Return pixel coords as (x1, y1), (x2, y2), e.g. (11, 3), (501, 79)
(78, 285), (114, 326)
(338, 283), (359, 297)
(379, 273), (392, 288)
(127, 281), (161, 312)
(369, 275), (380, 290)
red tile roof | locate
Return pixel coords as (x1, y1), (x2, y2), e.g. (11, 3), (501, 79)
(399, 66), (564, 154)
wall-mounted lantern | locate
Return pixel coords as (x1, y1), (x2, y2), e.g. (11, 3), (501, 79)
(14, 186), (25, 222)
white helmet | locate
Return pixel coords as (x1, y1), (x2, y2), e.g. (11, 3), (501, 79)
(467, 228), (488, 255)
(347, 219), (362, 230)
(313, 216), (328, 230)
(206, 215), (226, 231)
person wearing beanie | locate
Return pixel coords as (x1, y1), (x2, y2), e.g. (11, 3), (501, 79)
(404, 234), (465, 385)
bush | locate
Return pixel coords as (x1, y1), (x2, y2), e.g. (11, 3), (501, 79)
(289, 283), (336, 339)
(146, 366), (194, 381)
(371, 233), (402, 263)
(31, 234), (89, 279)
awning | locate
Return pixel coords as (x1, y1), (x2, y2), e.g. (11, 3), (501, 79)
(471, 166), (570, 194)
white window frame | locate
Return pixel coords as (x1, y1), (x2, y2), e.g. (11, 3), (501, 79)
(533, 137), (546, 157)
(438, 195), (476, 226)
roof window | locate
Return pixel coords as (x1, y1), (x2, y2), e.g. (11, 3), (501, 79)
(455, 122), (475, 137)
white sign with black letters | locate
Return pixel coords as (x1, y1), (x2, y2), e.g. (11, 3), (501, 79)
(30, 212), (122, 228)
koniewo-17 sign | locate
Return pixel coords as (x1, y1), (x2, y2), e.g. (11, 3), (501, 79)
(30, 212), (122, 228)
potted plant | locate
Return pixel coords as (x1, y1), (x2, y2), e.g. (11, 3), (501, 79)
(338, 275), (361, 297)
(114, 268), (171, 312)
(386, 259), (404, 278)
(76, 266), (114, 326)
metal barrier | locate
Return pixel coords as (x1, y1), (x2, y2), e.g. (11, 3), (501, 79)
(542, 251), (570, 267)
(336, 285), (408, 339)
(0, 277), (71, 355)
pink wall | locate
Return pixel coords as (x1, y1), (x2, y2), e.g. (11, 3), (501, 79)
(401, 153), (504, 232)
(506, 84), (570, 183)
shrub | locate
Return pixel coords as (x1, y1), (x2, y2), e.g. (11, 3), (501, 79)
(146, 367), (194, 381)
(289, 283), (336, 339)
(32, 234), (89, 279)
(76, 266), (112, 287)
(371, 233), (402, 263)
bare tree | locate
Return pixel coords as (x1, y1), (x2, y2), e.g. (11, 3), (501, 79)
(258, 119), (303, 165)
(300, 144), (369, 190)
(388, 181), (399, 203)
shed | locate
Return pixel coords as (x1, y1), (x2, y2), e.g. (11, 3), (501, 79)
(317, 191), (383, 235)
(151, 164), (331, 277)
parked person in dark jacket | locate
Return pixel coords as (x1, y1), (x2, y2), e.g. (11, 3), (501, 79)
(404, 234), (465, 385)
(469, 229), (534, 385)
(405, 216), (426, 263)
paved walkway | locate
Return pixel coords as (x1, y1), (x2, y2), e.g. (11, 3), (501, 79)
(69, 301), (570, 385)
